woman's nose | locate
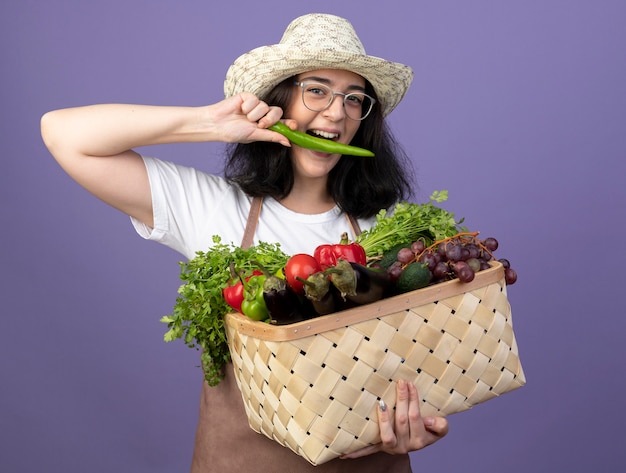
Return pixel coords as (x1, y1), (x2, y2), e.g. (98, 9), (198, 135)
(322, 94), (346, 120)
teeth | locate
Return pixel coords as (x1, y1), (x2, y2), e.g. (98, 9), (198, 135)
(311, 130), (339, 140)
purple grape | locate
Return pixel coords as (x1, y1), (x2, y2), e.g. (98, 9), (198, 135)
(453, 261), (475, 283)
(460, 247), (471, 261)
(445, 244), (462, 262)
(484, 237), (499, 252)
(504, 268), (518, 285)
(466, 244), (480, 259)
(411, 240), (425, 254)
(419, 252), (439, 271)
(387, 262), (403, 282)
(433, 262), (449, 279)
(431, 252), (442, 264)
(498, 258), (511, 269)
(397, 247), (415, 264)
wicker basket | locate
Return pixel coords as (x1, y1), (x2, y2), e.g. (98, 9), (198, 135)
(224, 261), (525, 465)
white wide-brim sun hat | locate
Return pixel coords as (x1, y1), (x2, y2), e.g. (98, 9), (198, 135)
(224, 13), (414, 117)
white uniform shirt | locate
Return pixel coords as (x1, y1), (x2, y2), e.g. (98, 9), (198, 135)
(131, 156), (376, 259)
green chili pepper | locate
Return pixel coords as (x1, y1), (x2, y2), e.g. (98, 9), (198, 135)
(268, 122), (375, 157)
(241, 274), (269, 321)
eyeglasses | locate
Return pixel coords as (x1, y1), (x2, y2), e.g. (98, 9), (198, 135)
(294, 81), (376, 121)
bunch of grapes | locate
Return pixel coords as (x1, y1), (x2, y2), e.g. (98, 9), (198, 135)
(387, 232), (518, 286)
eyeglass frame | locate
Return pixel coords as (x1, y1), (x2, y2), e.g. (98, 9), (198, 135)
(293, 81), (376, 121)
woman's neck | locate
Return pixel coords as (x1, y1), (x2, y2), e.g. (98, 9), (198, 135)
(279, 178), (335, 214)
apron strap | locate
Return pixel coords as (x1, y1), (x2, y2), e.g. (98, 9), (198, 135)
(241, 196), (263, 249)
(240, 196), (362, 249)
(347, 214), (362, 238)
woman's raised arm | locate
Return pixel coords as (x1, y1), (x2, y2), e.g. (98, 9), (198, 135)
(40, 95), (288, 227)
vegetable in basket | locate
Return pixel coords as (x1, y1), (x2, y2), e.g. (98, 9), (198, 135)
(241, 273), (269, 321)
(259, 265), (309, 325)
(222, 267), (263, 313)
(355, 190), (465, 257)
(161, 237), (289, 386)
(299, 271), (337, 316)
(313, 234), (367, 270)
(283, 253), (323, 294)
(327, 259), (391, 305)
(393, 262), (431, 294)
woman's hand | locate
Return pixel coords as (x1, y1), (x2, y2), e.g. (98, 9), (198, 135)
(205, 92), (291, 147)
(340, 379), (449, 459)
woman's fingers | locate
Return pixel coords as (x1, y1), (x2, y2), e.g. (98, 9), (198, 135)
(379, 379), (419, 450)
(378, 380), (450, 454)
(223, 93), (290, 146)
(341, 381), (450, 460)
(424, 414), (450, 438)
(377, 396), (396, 448)
(238, 92), (281, 125)
(398, 380), (423, 441)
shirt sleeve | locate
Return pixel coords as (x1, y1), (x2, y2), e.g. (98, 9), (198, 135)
(130, 156), (250, 259)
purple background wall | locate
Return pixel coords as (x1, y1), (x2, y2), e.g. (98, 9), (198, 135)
(2, 1), (625, 471)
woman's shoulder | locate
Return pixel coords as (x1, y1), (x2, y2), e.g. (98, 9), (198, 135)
(141, 156), (228, 188)
(141, 155), (253, 206)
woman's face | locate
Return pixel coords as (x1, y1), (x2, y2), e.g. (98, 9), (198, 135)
(285, 69), (365, 181)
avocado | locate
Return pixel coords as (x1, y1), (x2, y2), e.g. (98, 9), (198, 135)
(395, 262), (431, 294)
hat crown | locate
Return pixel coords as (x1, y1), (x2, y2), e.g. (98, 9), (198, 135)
(224, 14), (413, 117)
(279, 14), (366, 56)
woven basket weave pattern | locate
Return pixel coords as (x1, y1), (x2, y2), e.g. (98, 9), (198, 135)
(225, 263), (525, 465)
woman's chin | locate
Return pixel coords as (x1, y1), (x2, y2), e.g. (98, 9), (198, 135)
(292, 149), (341, 178)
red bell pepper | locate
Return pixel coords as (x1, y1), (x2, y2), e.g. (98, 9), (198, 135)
(314, 232), (367, 270)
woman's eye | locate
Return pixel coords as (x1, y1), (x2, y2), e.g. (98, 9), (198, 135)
(308, 87), (328, 96)
(346, 94), (363, 105)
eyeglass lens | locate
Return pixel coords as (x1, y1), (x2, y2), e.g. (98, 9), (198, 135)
(300, 83), (373, 120)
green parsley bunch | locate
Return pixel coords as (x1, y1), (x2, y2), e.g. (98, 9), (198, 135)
(356, 191), (466, 257)
(160, 236), (288, 386)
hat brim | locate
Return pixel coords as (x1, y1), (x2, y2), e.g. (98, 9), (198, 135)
(224, 44), (413, 117)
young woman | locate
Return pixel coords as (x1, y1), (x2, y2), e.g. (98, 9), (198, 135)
(41, 13), (449, 472)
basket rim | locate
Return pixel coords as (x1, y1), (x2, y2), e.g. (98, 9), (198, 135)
(225, 261), (505, 342)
